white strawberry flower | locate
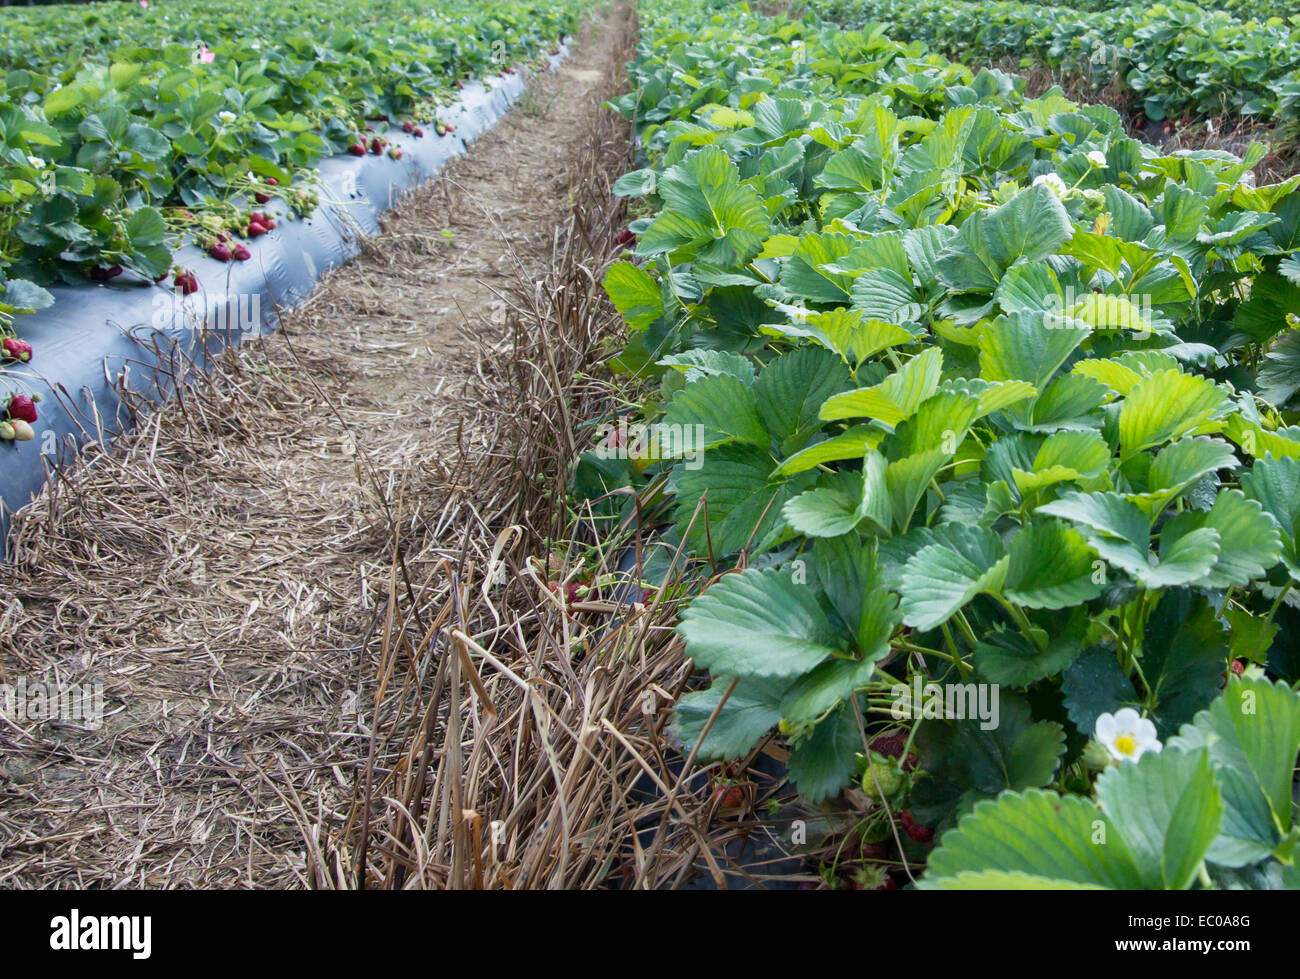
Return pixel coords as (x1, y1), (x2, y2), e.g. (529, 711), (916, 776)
(1087, 150), (1108, 167)
(218, 110), (236, 122)
(26, 155), (46, 169)
(1033, 172), (1068, 199)
(1095, 708), (1162, 763)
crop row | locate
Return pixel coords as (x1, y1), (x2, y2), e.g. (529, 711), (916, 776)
(813, 0), (1300, 127)
(594, 0), (1300, 887)
(998, 0), (1300, 20)
(0, 0), (582, 355)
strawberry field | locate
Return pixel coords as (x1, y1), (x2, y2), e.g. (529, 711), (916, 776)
(0, 0), (1299, 908)
(0, 0), (581, 370)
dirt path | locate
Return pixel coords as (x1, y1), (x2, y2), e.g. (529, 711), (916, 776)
(0, 7), (630, 889)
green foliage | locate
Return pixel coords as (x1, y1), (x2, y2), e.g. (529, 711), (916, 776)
(922, 677), (1300, 888)
(0, 0), (580, 291)
(813, 0), (1300, 125)
(595, 0), (1300, 847)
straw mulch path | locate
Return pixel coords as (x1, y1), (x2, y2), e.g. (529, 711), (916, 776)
(0, 6), (636, 889)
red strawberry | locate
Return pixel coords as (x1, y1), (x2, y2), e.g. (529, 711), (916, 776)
(870, 730), (918, 771)
(900, 810), (934, 843)
(870, 730), (908, 759)
(255, 191), (271, 204)
(247, 221), (267, 237)
(402, 120), (414, 133)
(456, 79), (465, 89)
(231, 243), (251, 261)
(264, 218), (277, 230)
(90, 264), (123, 281)
(7, 394), (38, 423)
(175, 272), (199, 295)
(208, 242), (232, 262)
(713, 784), (745, 808)
(1230, 659), (1246, 676)
(414, 127), (424, 138)
(2, 338), (33, 363)
(614, 228), (635, 246)
(370, 137), (383, 154)
(348, 142), (366, 156)
(265, 177), (278, 186)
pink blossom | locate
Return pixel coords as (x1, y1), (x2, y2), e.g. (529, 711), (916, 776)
(199, 46), (216, 64)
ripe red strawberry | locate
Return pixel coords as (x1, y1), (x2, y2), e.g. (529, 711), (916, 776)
(614, 228), (635, 246)
(231, 243), (251, 261)
(175, 271), (199, 295)
(402, 120), (414, 133)
(413, 127), (424, 138)
(370, 137), (383, 154)
(1230, 659), (1246, 676)
(870, 730), (918, 771)
(255, 191), (271, 204)
(900, 810), (934, 843)
(712, 784), (745, 808)
(7, 394), (38, 423)
(547, 581), (583, 605)
(208, 242), (232, 262)
(349, 142), (366, 156)
(247, 221), (267, 237)
(3, 338), (34, 363)
(265, 177), (278, 186)
(90, 264), (123, 281)
(264, 218), (277, 230)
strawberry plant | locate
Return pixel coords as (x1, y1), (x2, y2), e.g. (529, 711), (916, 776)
(593, 0), (1300, 887)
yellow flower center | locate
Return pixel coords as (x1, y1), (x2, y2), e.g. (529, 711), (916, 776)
(1114, 733), (1137, 756)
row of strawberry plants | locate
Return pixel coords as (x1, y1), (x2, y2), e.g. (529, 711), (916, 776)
(0, 0), (583, 369)
(593, 0), (1300, 887)
(993, 0), (1300, 20)
(813, 0), (1300, 127)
